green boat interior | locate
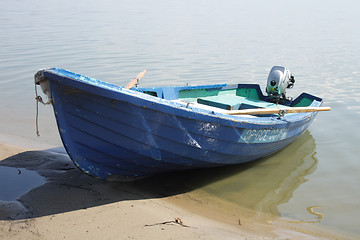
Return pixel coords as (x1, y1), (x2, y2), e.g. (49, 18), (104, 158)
(135, 84), (320, 111)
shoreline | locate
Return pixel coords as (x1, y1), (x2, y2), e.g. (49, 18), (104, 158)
(165, 189), (355, 240)
(0, 140), (355, 239)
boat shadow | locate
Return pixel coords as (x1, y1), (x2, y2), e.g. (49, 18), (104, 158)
(0, 149), (260, 220)
(0, 131), (316, 220)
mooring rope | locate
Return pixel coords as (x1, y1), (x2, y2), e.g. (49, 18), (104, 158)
(35, 81), (53, 136)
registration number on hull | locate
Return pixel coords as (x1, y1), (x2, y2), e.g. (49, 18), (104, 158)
(241, 128), (288, 143)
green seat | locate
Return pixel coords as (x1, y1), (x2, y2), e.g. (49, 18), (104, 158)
(197, 95), (280, 110)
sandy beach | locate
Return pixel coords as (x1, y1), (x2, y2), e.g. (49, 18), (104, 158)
(0, 141), (354, 240)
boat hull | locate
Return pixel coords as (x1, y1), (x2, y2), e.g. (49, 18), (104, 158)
(36, 68), (321, 180)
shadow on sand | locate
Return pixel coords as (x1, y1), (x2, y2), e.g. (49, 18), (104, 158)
(0, 130), (317, 221)
(0, 147), (259, 220)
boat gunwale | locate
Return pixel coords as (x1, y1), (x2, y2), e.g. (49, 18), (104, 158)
(38, 68), (322, 127)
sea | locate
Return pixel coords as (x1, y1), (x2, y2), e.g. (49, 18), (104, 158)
(0, 0), (359, 237)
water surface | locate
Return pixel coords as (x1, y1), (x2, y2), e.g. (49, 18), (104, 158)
(0, 166), (45, 202)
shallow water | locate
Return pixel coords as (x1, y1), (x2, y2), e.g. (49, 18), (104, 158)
(0, 166), (45, 202)
(0, 0), (359, 237)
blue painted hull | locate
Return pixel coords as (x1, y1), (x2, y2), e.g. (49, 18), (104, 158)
(35, 68), (322, 180)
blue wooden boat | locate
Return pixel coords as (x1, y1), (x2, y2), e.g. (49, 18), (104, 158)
(34, 67), (330, 181)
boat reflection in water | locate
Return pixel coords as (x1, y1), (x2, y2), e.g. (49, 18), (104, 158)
(199, 130), (317, 218)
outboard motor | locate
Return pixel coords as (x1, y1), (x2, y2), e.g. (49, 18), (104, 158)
(266, 66), (295, 102)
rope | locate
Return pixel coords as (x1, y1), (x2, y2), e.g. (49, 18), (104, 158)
(35, 81), (53, 136)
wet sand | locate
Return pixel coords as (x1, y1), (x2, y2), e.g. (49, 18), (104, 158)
(0, 141), (353, 240)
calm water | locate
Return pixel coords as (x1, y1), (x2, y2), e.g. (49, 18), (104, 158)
(0, 166), (45, 202)
(1, 0), (359, 236)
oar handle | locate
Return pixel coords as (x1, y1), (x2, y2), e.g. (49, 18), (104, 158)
(226, 106), (331, 115)
(125, 70), (147, 89)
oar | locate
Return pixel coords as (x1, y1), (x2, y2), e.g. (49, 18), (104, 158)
(125, 70), (147, 89)
(226, 106), (331, 115)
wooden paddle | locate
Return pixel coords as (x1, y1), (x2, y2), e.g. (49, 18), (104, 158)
(125, 70), (147, 89)
(226, 106), (331, 115)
